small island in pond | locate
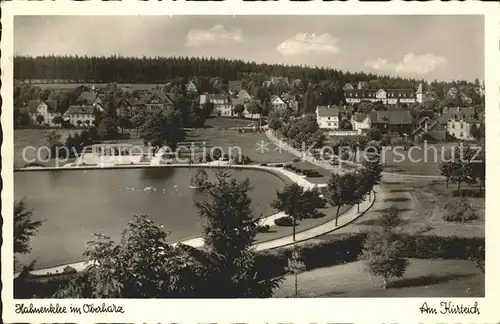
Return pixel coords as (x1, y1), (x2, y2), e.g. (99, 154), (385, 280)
(190, 169), (208, 189)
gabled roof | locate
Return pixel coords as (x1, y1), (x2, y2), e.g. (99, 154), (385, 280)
(27, 100), (58, 113)
(316, 105), (341, 117)
(344, 88), (416, 98)
(352, 112), (368, 123)
(370, 110), (413, 125)
(271, 76), (289, 85)
(443, 107), (475, 120)
(77, 91), (99, 103)
(143, 91), (175, 105)
(343, 83), (354, 90)
(228, 80), (242, 92)
(64, 105), (95, 115)
(237, 90), (251, 99)
(209, 94), (229, 101)
(231, 98), (246, 106)
(344, 89), (378, 98)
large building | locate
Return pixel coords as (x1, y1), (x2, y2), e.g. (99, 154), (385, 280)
(344, 83), (423, 105)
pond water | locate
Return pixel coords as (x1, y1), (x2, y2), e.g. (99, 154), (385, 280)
(14, 167), (285, 269)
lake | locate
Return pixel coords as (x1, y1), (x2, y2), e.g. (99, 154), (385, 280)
(14, 167), (285, 269)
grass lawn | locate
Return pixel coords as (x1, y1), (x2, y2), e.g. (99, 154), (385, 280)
(403, 179), (485, 238)
(184, 129), (298, 164)
(203, 116), (260, 129)
(14, 129), (82, 168)
(273, 258), (484, 297)
(316, 175), (484, 239)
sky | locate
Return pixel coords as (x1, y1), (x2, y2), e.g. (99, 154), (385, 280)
(14, 15), (484, 82)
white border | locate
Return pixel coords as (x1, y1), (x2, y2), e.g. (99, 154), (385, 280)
(2, 1), (499, 323)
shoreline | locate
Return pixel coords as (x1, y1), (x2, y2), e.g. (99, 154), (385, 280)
(15, 161), (331, 276)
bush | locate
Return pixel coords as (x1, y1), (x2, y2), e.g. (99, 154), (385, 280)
(257, 224), (271, 233)
(451, 189), (485, 198)
(274, 216), (294, 226)
(255, 233), (485, 279)
(24, 161), (45, 168)
(443, 199), (479, 223)
(63, 266), (77, 274)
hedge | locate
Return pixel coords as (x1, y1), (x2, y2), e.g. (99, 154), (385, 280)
(15, 232), (484, 298)
(255, 232), (485, 279)
(452, 189), (485, 198)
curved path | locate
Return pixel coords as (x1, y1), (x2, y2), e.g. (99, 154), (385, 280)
(17, 161), (373, 277)
(264, 129), (445, 180)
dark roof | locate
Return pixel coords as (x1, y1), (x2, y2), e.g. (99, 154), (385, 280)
(77, 91), (98, 103)
(352, 113), (368, 122)
(345, 89), (378, 98)
(143, 91), (175, 105)
(27, 100), (58, 113)
(416, 116), (431, 125)
(228, 80), (242, 92)
(113, 98), (131, 107)
(370, 110), (413, 125)
(344, 88), (416, 98)
(65, 105), (95, 115)
(444, 107), (475, 118)
(317, 105), (341, 117)
(231, 98), (246, 106)
(209, 94), (229, 101)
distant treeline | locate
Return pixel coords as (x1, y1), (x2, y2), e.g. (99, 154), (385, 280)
(14, 55), (436, 88)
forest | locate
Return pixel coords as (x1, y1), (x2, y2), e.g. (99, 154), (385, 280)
(15, 55), (434, 88)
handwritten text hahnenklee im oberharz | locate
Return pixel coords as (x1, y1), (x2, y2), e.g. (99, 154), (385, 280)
(15, 303), (125, 314)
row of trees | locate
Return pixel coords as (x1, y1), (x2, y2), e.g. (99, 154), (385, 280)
(15, 55), (425, 89)
(271, 152), (383, 241)
(268, 112), (326, 150)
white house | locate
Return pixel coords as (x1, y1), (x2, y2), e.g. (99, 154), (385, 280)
(351, 113), (371, 133)
(28, 100), (62, 127)
(270, 94), (298, 112)
(447, 119), (481, 141)
(316, 105), (341, 130)
(344, 84), (423, 105)
(209, 94), (233, 117)
(64, 105), (96, 127)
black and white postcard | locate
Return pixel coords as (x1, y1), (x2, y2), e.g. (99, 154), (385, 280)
(2, 1), (499, 323)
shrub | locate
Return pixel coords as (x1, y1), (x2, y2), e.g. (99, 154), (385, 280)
(452, 189), (485, 198)
(274, 216), (294, 226)
(63, 266), (77, 274)
(257, 224), (271, 233)
(443, 199), (479, 223)
(255, 233), (484, 279)
(24, 161), (45, 167)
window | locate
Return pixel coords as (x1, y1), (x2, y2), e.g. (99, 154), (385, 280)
(328, 117), (331, 120)
(460, 132), (463, 138)
(461, 123), (464, 129)
(333, 123), (338, 127)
